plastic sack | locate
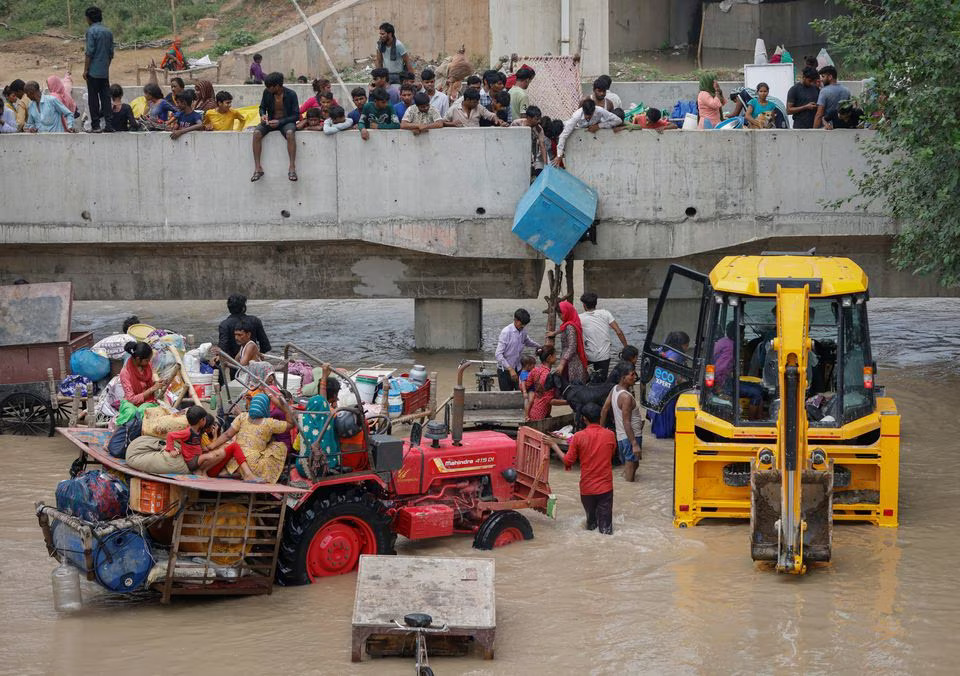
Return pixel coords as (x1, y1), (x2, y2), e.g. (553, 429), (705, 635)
(107, 415), (143, 458)
(56, 470), (129, 521)
(96, 375), (126, 420)
(622, 103), (646, 123)
(150, 344), (179, 382)
(781, 48), (793, 64)
(817, 48), (834, 69)
(59, 375), (95, 398)
(70, 348), (111, 382)
(183, 342), (213, 374)
(93, 333), (135, 360)
(754, 38), (768, 65)
(149, 332), (186, 352)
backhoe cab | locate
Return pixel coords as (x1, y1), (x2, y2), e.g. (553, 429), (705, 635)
(640, 254), (900, 574)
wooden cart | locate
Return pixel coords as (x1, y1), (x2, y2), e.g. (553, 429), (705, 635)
(51, 427), (307, 603)
(0, 282), (96, 436)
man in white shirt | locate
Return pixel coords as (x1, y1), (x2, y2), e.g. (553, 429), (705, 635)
(419, 68), (449, 117)
(579, 292), (627, 381)
(553, 98), (622, 165)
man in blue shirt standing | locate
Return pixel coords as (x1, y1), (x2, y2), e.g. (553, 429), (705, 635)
(84, 6), (114, 132)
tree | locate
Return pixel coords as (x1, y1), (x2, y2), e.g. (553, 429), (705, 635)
(814, 1), (960, 285)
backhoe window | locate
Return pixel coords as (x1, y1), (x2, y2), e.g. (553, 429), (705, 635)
(838, 302), (874, 424)
(702, 296), (858, 427)
(647, 273), (703, 366)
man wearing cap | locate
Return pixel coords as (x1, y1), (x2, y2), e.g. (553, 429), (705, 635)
(824, 100), (864, 129)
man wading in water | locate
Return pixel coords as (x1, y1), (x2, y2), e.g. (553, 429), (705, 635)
(558, 402), (617, 534)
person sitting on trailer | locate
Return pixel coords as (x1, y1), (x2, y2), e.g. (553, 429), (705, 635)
(120, 341), (167, 405)
(165, 407), (262, 480)
(205, 392), (293, 483)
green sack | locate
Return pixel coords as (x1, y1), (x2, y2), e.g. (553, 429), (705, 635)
(115, 400), (157, 426)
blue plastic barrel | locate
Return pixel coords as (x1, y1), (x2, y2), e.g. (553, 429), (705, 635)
(51, 519), (154, 593)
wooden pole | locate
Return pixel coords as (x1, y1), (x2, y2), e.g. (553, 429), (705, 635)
(289, 0), (354, 104)
(67, 0), (72, 32)
(170, 0), (177, 37)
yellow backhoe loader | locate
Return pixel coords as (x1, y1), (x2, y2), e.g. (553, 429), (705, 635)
(640, 253), (900, 574)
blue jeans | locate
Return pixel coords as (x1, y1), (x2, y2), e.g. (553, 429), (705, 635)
(617, 437), (640, 463)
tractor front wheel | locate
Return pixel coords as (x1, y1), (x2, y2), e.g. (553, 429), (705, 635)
(276, 489), (396, 585)
(472, 510), (533, 550)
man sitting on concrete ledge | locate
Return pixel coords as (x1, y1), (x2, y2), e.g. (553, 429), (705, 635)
(251, 71), (299, 183)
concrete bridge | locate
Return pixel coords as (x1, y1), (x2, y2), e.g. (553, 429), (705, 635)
(1, 128), (950, 348)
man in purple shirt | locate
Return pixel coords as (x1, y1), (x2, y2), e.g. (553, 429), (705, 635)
(495, 308), (541, 392)
(713, 321), (736, 388)
(250, 54), (265, 84)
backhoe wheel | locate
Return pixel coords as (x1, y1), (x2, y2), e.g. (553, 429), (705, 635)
(0, 392), (55, 437)
(276, 489), (396, 585)
(473, 510), (533, 550)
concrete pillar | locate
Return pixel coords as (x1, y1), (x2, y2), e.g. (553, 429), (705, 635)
(571, 0), (609, 77)
(414, 298), (483, 351)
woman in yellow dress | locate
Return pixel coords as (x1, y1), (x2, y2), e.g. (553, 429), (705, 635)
(206, 392), (294, 483)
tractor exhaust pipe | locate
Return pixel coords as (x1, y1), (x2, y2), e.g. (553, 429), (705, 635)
(452, 360), (498, 446)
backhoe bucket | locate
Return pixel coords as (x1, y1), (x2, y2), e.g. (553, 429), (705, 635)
(750, 467), (834, 564)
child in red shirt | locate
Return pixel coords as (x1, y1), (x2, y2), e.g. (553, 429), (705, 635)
(165, 407), (259, 480)
(559, 402), (616, 534)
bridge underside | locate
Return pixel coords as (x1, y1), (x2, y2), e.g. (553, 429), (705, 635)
(3, 242), (545, 301)
(585, 236), (960, 299)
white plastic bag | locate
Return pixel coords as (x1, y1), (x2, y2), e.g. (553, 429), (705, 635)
(754, 38), (768, 65)
(817, 48), (835, 69)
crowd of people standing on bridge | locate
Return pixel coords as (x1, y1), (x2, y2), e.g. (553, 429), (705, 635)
(1, 7), (870, 175)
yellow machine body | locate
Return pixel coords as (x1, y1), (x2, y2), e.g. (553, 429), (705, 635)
(641, 254), (900, 572)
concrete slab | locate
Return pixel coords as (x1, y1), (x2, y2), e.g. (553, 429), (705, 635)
(351, 555), (495, 662)
(0, 282), (72, 347)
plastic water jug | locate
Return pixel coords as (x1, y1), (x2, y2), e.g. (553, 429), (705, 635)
(410, 365), (428, 384)
(51, 562), (82, 611)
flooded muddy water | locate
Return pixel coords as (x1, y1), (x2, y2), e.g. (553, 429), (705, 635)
(2, 297), (959, 674)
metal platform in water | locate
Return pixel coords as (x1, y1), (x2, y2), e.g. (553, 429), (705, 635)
(351, 555), (496, 662)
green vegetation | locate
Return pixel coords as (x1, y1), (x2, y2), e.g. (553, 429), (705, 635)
(0, 0), (229, 44)
(815, 0), (960, 285)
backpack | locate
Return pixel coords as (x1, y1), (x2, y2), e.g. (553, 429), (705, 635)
(107, 414), (143, 458)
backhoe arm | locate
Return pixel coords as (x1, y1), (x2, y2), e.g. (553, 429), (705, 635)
(773, 286), (811, 573)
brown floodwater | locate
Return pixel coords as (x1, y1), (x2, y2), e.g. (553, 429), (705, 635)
(2, 298), (959, 674)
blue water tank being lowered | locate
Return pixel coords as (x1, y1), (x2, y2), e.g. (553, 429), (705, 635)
(512, 166), (598, 264)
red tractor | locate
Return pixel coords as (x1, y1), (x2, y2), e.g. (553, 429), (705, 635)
(277, 365), (556, 585)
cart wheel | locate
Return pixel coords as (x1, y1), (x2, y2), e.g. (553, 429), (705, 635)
(52, 398), (76, 428)
(0, 392), (55, 437)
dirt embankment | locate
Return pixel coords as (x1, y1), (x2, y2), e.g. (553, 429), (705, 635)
(0, 35), (167, 85)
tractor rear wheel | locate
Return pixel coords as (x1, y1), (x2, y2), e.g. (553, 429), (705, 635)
(472, 510), (533, 550)
(276, 489), (396, 585)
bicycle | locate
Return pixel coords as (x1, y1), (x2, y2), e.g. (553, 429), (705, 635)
(392, 613), (448, 676)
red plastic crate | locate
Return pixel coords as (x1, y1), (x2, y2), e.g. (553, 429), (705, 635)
(394, 505), (454, 539)
(401, 379), (430, 414)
